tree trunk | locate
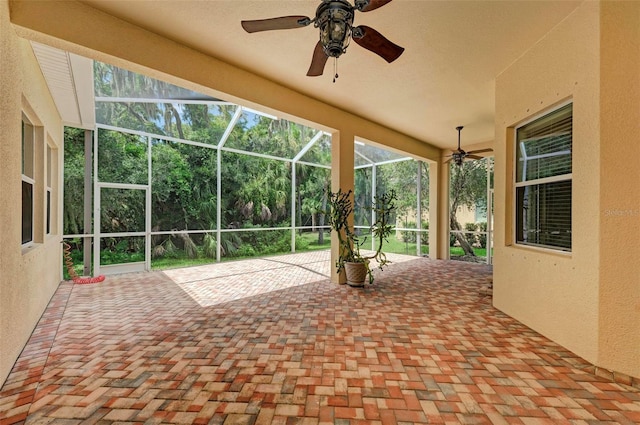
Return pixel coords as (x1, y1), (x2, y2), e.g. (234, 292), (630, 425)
(450, 213), (475, 256)
(171, 105), (185, 139)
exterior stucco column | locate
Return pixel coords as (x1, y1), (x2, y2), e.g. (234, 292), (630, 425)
(429, 158), (450, 260)
(428, 160), (438, 259)
(330, 130), (354, 284)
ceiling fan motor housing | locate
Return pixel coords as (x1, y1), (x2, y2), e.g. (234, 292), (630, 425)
(316, 0), (355, 58)
(453, 153), (465, 166)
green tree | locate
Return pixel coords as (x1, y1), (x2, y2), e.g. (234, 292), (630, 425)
(449, 159), (488, 256)
(63, 127), (87, 235)
(298, 165), (330, 243)
(151, 140), (194, 231)
(296, 134), (331, 244)
(66, 61), (339, 263)
(377, 160), (428, 228)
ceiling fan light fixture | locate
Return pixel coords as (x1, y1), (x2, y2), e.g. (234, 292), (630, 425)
(445, 125), (493, 166)
(241, 0), (403, 79)
(316, 0), (354, 58)
(453, 153), (464, 166)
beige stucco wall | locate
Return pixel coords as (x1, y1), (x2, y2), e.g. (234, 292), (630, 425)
(495, 1), (640, 379)
(0, 0), (63, 386)
(597, 1), (640, 379)
(494, 1), (601, 364)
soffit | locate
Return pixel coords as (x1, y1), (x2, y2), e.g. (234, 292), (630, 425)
(31, 42), (95, 129)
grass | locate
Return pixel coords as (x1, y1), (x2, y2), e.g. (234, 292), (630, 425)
(150, 232), (331, 270)
(381, 237), (428, 256)
(450, 247), (488, 257)
(299, 232), (331, 250)
(151, 256), (222, 270)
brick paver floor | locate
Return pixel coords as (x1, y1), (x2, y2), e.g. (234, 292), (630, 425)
(1, 251), (639, 424)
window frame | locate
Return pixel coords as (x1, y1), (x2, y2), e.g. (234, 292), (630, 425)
(46, 143), (54, 236)
(513, 101), (573, 252)
(22, 117), (35, 247)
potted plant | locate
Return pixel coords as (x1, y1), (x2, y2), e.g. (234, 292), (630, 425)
(327, 188), (397, 286)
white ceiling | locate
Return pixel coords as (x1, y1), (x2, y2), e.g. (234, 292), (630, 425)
(57, 1), (581, 150)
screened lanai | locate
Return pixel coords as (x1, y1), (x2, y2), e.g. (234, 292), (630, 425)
(62, 62), (437, 277)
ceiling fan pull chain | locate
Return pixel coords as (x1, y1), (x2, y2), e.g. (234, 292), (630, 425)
(333, 58), (339, 83)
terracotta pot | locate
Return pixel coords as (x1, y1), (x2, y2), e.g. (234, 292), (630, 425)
(344, 261), (367, 287)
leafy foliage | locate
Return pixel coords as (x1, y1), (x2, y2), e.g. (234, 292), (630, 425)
(327, 189), (397, 284)
(449, 159), (489, 256)
(66, 63), (432, 270)
(63, 128), (87, 235)
(64, 63), (334, 266)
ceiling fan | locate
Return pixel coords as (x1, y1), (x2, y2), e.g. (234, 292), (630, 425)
(446, 126), (493, 166)
(241, 0), (404, 80)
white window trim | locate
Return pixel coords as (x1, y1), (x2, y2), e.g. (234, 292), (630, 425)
(22, 118), (35, 248)
(46, 143), (54, 236)
(512, 101), (573, 252)
(514, 173), (572, 188)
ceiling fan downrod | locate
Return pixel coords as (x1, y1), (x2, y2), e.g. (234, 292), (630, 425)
(456, 125), (463, 150)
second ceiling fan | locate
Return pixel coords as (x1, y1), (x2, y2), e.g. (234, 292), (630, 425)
(241, 0), (405, 79)
(446, 126), (493, 166)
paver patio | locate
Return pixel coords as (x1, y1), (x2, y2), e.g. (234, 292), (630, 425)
(1, 251), (639, 424)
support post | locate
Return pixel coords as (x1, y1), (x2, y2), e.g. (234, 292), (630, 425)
(428, 158), (450, 259)
(438, 160), (451, 259)
(486, 158), (492, 265)
(83, 129), (92, 276)
(291, 162), (296, 252)
(216, 148), (221, 262)
(416, 160), (422, 256)
(330, 130), (354, 284)
(371, 164), (377, 251)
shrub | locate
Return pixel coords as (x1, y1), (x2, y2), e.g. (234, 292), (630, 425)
(295, 235), (310, 250)
(235, 244), (256, 257)
(401, 220), (429, 244)
(202, 233), (216, 258)
(401, 221), (417, 243)
(464, 223), (479, 246)
(477, 222), (487, 248)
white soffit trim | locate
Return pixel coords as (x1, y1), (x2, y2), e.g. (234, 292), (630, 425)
(31, 42), (95, 129)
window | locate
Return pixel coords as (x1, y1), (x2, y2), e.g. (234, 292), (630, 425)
(515, 103), (572, 251)
(46, 144), (53, 235)
(22, 118), (35, 245)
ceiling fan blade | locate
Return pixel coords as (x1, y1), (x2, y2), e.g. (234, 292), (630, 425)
(357, 0), (393, 12)
(466, 148), (493, 155)
(241, 16), (311, 33)
(352, 25), (404, 63)
(466, 155), (483, 160)
(307, 42), (329, 76)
